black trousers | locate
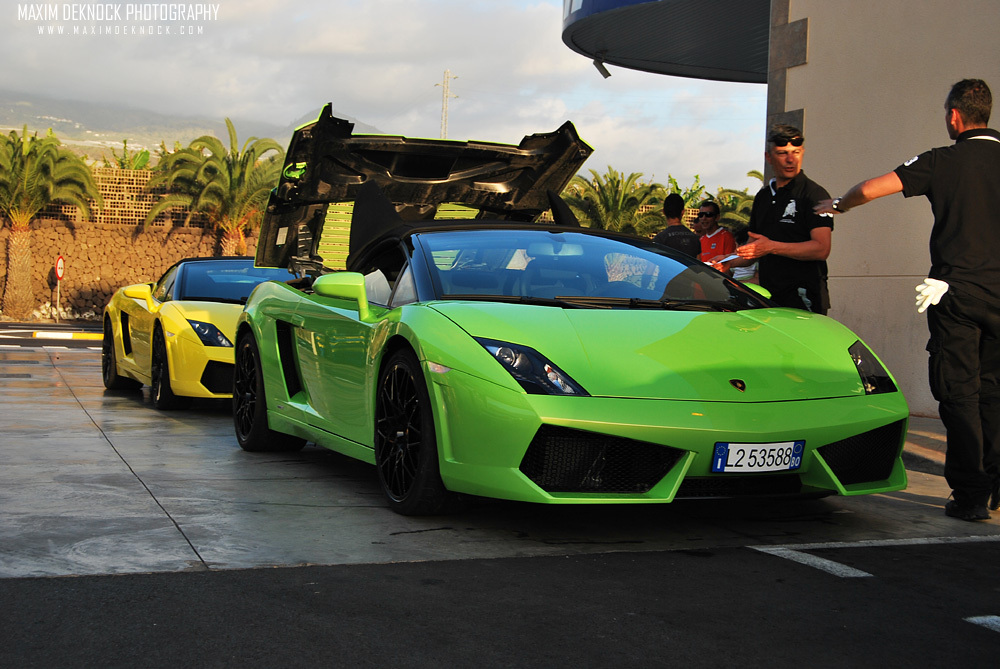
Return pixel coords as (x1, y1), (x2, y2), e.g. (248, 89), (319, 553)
(765, 280), (830, 315)
(926, 287), (1000, 504)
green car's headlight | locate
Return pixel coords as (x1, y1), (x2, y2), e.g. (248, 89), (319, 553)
(849, 340), (896, 395)
(187, 320), (233, 347)
(475, 338), (589, 396)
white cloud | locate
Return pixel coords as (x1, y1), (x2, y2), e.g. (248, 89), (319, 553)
(2, 0), (767, 190)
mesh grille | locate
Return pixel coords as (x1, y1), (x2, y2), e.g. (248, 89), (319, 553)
(817, 420), (905, 485)
(520, 425), (684, 493)
(200, 360), (234, 394)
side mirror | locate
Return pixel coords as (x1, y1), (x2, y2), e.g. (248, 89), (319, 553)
(313, 272), (369, 319)
(743, 282), (772, 299)
(123, 283), (153, 302)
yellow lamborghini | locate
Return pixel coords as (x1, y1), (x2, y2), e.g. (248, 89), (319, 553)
(102, 257), (293, 409)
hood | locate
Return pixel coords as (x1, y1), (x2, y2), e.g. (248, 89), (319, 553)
(255, 104), (593, 274)
(431, 302), (868, 402)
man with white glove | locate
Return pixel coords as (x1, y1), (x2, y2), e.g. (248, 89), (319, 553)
(815, 79), (1000, 522)
(915, 278), (949, 314)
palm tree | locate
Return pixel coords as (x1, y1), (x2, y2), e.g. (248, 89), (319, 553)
(666, 174), (708, 208)
(715, 170), (764, 231)
(102, 139), (150, 170)
(715, 188), (753, 228)
(562, 167), (665, 236)
(0, 126), (102, 320)
(145, 119), (283, 255)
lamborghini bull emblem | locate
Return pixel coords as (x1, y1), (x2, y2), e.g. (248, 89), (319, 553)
(729, 379), (746, 392)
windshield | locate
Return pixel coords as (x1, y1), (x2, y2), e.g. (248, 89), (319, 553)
(416, 229), (769, 311)
(177, 261), (295, 304)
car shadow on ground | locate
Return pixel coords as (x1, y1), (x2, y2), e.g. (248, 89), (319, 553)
(101, 387), (233, 416)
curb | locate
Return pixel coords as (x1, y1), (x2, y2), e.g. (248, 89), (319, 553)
(31, 331), (103, 340)
(902, 439), (945, 476)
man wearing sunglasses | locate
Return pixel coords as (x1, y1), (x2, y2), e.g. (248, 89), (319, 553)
(734, 125), (834, 314)
(695, 200), (736, 263)
(814, 79), (1000, 523)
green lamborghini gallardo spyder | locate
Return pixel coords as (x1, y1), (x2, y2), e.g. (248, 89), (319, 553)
(232, 105), (908, 515)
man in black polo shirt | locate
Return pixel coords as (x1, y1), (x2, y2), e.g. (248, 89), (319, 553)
(815, 78), (1000, 522)
(736, 125), (834, 314)
(652, 192), (700, 257)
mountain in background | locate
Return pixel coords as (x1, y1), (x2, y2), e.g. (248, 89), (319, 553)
(0, 89), (383, 163)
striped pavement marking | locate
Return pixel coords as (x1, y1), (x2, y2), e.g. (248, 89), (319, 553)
(965, 616), (1000, 632)
(32, 330), (102, 340)
(0, 329), (102, 341)
(753, 534), (1000, 578)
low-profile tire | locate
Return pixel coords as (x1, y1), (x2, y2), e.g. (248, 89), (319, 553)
(233, 330), (305, 452)
(102, 317), (141, 391)
(150, 326), (189, 410)
(375, 348), (456, 515)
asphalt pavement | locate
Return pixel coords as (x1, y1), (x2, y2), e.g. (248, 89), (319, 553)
(4, 541), (999, 668)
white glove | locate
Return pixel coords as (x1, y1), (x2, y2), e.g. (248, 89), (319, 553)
(915, 278), (949, 313)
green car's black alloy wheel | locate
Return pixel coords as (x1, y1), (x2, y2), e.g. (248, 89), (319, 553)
(101, 317), (140, 391)
(375, 349), (454, 515)
(233, 330), (304, 453)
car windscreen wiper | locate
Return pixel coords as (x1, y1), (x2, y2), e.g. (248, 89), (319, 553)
(180, 296), (245, 305)
(648, 298), (739, 312)
(440, 293), (740, 312)
(547, 296), (740, 312)
(440, 294), (588, 309)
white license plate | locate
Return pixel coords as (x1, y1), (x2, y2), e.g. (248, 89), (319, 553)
(711, 441), (805, 473)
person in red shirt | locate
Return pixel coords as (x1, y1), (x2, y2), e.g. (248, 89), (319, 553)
(696, 200), (735, 263)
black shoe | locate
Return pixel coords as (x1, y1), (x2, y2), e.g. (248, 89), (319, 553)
(990, 479), (1000, 512)
(945, 500), (991, 521)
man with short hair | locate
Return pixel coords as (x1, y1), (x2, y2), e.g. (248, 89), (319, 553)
(652, 192), (699, 257)
(815, 79), (1000, 522)
(695, 200), (735, 264)
(736, 125), (834, 314)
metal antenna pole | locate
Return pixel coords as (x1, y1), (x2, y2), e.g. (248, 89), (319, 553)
(435, 70), (458, 138)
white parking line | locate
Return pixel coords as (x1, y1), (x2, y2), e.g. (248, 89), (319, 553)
(965, 616), (1000, 632)
(754, 547), (873, 578)
(753, 534), (1000, 578)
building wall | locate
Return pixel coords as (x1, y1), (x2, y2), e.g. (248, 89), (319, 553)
(771, 0), (1000, 416)
(0, 167), (254, 320)
(0, 221), (258, 320)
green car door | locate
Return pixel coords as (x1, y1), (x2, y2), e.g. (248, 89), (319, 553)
(292, 291), (378, 447)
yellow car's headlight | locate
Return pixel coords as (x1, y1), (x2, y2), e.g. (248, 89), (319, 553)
(187, 320), (233, 347)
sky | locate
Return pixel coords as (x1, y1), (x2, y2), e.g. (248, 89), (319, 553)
(4, 0), (767, 193)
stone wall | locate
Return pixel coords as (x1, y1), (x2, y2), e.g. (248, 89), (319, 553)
(0, 220), (258, 320)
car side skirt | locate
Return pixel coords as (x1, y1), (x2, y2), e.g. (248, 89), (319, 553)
(267, 410), (376, 465)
